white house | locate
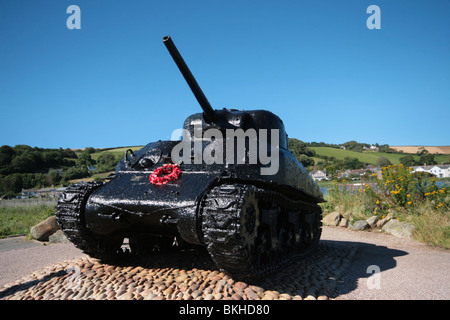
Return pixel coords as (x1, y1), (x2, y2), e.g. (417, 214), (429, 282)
(310, 170), (327, 181)
(428, 165), (450, 178)
(412, 165), (450, 178)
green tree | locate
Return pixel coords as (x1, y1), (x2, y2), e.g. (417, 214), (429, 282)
(419, 153), (436, 165)
(10, 152), (38, 173)
(399, 155), (416, 167)
(46, 170), (62, 186)
(63, 167), (90, 180)
(298, 154), (315, 167)
(288, 138), (316, 157)
(0, 173), (23, 195)
(76, 152), (95, 167)
(342, 157), (366, 170)
(0, 145), (15, 174)
(376, 156), (392, 167)
(96, 153), (117, 172)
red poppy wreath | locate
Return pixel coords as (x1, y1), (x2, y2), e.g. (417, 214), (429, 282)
(149, 164), (182, 185)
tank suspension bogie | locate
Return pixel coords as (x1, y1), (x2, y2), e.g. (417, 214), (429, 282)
(200, 183), (322, 281)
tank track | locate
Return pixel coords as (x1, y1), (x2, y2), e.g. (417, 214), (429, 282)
(201, 183), (322, 281)
(55, 182), (124, 260)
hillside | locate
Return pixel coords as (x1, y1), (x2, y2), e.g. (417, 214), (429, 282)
(84, 146), (144, 161)
(390, 146), (450, 154)
(309, 147), (450, 166)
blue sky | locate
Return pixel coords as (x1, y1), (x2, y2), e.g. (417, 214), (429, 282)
(1, 0), (449, 149)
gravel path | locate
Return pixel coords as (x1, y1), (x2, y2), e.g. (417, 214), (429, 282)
(0, 227), (448, 300)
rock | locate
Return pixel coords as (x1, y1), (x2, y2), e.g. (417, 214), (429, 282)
(118, 292), (134, 300)
(49, 230), (70, 244)
(338, 218), (348, 228)
(376, 213), (392, 228)
(352, 220), (369, 231)
(30, 216), (59, 241)
(382, 219), (415, 238)
(366, 216), (378, 228)
(343, 211), (353, 219)
(234, 281), (247, 291)
(175, 274), (188, 283)
(322, 212), (341, 226)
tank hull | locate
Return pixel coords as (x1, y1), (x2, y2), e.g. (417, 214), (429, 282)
(83, 139), (323, 245)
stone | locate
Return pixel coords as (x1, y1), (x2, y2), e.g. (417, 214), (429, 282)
(382, 219), (415, 238)
(366, 216), (378, 228)
(49, 230), (70, 244)
(118, 292), (134, 300)
(376, 213), (392, 228)
(175, 274), (188, 282)
(322, 212), (341, 226)
(234, 281), (247, 291)
(30, 216), (59, 241)
(343, 211), (353, 219)
(338, 218), (348, 228)
(352, 220), (369, 231)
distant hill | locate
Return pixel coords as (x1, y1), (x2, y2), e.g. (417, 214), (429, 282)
(86, 146), (144, 161)
(390, 146), (450, 154)
(309, 147), (450, 166)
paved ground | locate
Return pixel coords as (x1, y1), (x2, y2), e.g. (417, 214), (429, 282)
(0, 236), (86, 288)
(0, 227), (448, 299)
(321, 227), (449, 300)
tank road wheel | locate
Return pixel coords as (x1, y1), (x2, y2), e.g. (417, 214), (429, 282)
(201, 183), (323, 281)
(55, 182), (125, 260)
(201, 184), (263, 280)
(240, 190), (260, 254)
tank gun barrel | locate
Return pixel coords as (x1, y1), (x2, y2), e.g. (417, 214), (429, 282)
(163, 35), (216, 123)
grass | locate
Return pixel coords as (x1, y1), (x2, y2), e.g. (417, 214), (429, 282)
(320, 182), (450, 249)
(321, 189), (376, 222)
(410, 203), (450, 249)
(0, 205), (55, 239)
(310, 147), (450, 166)
(86, 146), (144, 161)
(69, 171), (115, 184)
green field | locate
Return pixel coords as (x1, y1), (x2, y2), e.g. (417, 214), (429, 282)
(87, 145), (450, 166)
(78, 146), (144, 161)
(309, 147), (450, 166)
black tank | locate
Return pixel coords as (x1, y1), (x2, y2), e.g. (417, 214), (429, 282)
(55, 36), (324, 281)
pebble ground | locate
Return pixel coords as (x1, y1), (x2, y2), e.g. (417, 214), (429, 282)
(0, 242), (356, 300)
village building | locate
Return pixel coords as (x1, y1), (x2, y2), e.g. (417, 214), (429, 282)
(411, 165), (450, 178)
(310, 170), (328, 181)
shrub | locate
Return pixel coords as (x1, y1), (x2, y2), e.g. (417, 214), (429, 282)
(321, 164), (449, 248)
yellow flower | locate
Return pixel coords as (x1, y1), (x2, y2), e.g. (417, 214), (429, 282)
(407, 194), (411, 198)
(407, 201), (412, 205)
